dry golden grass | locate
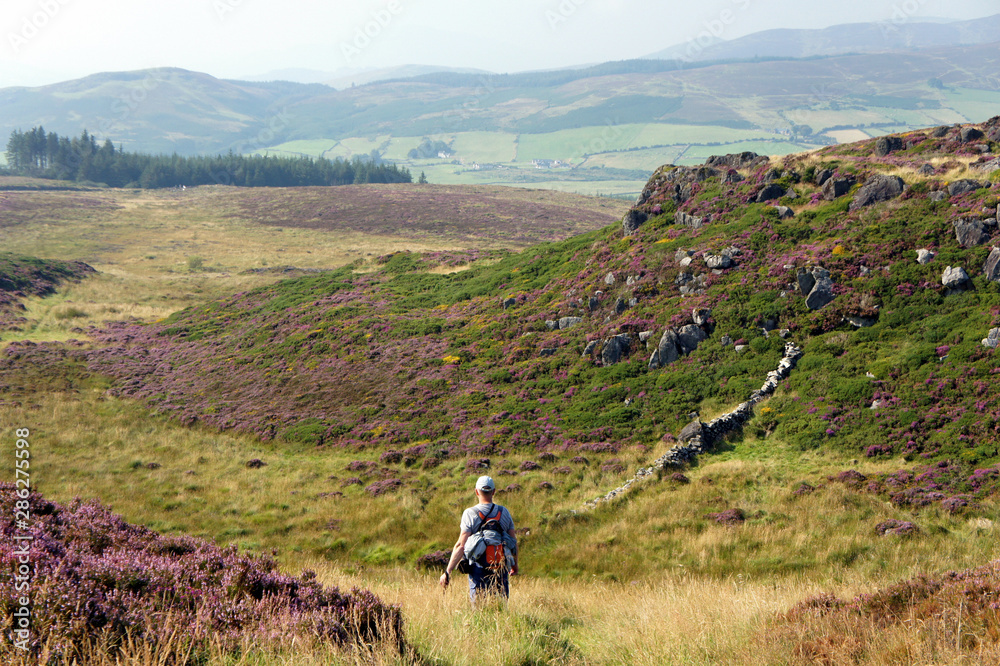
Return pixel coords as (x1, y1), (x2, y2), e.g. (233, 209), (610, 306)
(2, 185), (600, 346)
(303, 562), (888, 665)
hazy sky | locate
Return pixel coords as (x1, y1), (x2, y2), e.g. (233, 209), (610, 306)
(2, 0), (998, 87)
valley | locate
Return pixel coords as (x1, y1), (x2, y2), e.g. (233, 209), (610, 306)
(3, 118), (1000, 663)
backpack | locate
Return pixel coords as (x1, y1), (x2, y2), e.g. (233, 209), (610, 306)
(474, 504), (507, 571)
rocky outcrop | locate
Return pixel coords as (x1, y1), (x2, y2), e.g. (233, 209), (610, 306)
(961, 127), (986, 143)
(970, 159), (1000, 174)
(797, 267), (835, 310)
(648, 314), (711, 370)
(601, 334), (632, 365)
(916, 249), (935, 264)
(948, 179), (986, 197)
(676, 324), (708, 355)
(756, 183), (786, 202)
(584, 342), (803, 509)
(705, 152), (765, 170)
(954, 218), (992, 248)
(917, 164), (936, 176)
(823, 175), (855, 200)
(704, 253), (733, 269)
(634, 164), (719, 211)
(621, 209), (648, 236)
(774, 205), (794, 219)
(985, 247), (1000, 282)
(558, 316), (582, 330)
(814, 168), (834, 186)
(648, 329), (681, 369)
(874, 136), (904, 156)
(676, 272), (707, 295)
(849, 174), (905, 211)
(675, 211), (710, 230)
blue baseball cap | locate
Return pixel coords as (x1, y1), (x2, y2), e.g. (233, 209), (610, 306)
(475, 475), (495, 492)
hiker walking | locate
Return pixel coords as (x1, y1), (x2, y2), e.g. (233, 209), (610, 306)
(439, 475), (518, 601)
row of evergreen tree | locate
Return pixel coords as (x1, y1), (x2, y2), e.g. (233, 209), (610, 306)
(4, 127), (411, 188)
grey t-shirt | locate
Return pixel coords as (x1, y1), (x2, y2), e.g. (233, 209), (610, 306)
(461, 503), (515, 536)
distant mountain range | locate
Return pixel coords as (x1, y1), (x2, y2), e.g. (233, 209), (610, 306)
(647, 13), (1000, 61)
(2, 15), (999, 196)
(239, 65), (493, 89)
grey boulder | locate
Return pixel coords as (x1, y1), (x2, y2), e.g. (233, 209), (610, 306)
(676, 324), (708, 355)
(823, 176), (855, 200)
(948, 179), (986, 197)
(942, 266), (971, 289)
(601, 334), (632, 365)
(984, 247), (1000, 282)
(675, 211), (709, 229)
(849, 175), (905, 211)
(756, 183), (786, 202)
(983, 328), (1000, 349)
(961, 127), (986, 143)
(622, 209), (649, 236)
(648, 329), (681, 369)
(704, 254), (733, 269)
(954, 218), (991, 248)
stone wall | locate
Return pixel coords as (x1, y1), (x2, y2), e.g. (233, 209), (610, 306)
(583, 341), (803, 509)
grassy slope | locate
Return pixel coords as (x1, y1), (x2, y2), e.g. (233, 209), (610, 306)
(84, 122), (1000, 468)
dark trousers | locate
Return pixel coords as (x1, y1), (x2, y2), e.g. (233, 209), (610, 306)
(468, 562), (509, 602)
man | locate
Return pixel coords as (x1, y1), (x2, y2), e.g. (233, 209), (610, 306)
(439, 475), (518, 602)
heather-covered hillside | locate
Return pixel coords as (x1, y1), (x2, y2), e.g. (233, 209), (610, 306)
(85, 118), (1000, 504)
(0, 253), (96, 331)
(0, 484), (405, 663)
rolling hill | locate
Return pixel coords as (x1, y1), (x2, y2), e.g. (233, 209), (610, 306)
(4, 32), (1000, 198)
(84, 118), (1000, 479)
(647, 12), (1000, 61)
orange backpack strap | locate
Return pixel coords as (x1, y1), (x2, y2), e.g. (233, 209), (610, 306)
(476, 505), (502, 532)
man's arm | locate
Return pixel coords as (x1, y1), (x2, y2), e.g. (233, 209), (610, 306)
(439, 531), (471, 588)
(506, 526), (518, 575)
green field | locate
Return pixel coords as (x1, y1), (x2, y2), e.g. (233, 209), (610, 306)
(943, 87), (1000, 123)
(625, 123), (780, 147)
